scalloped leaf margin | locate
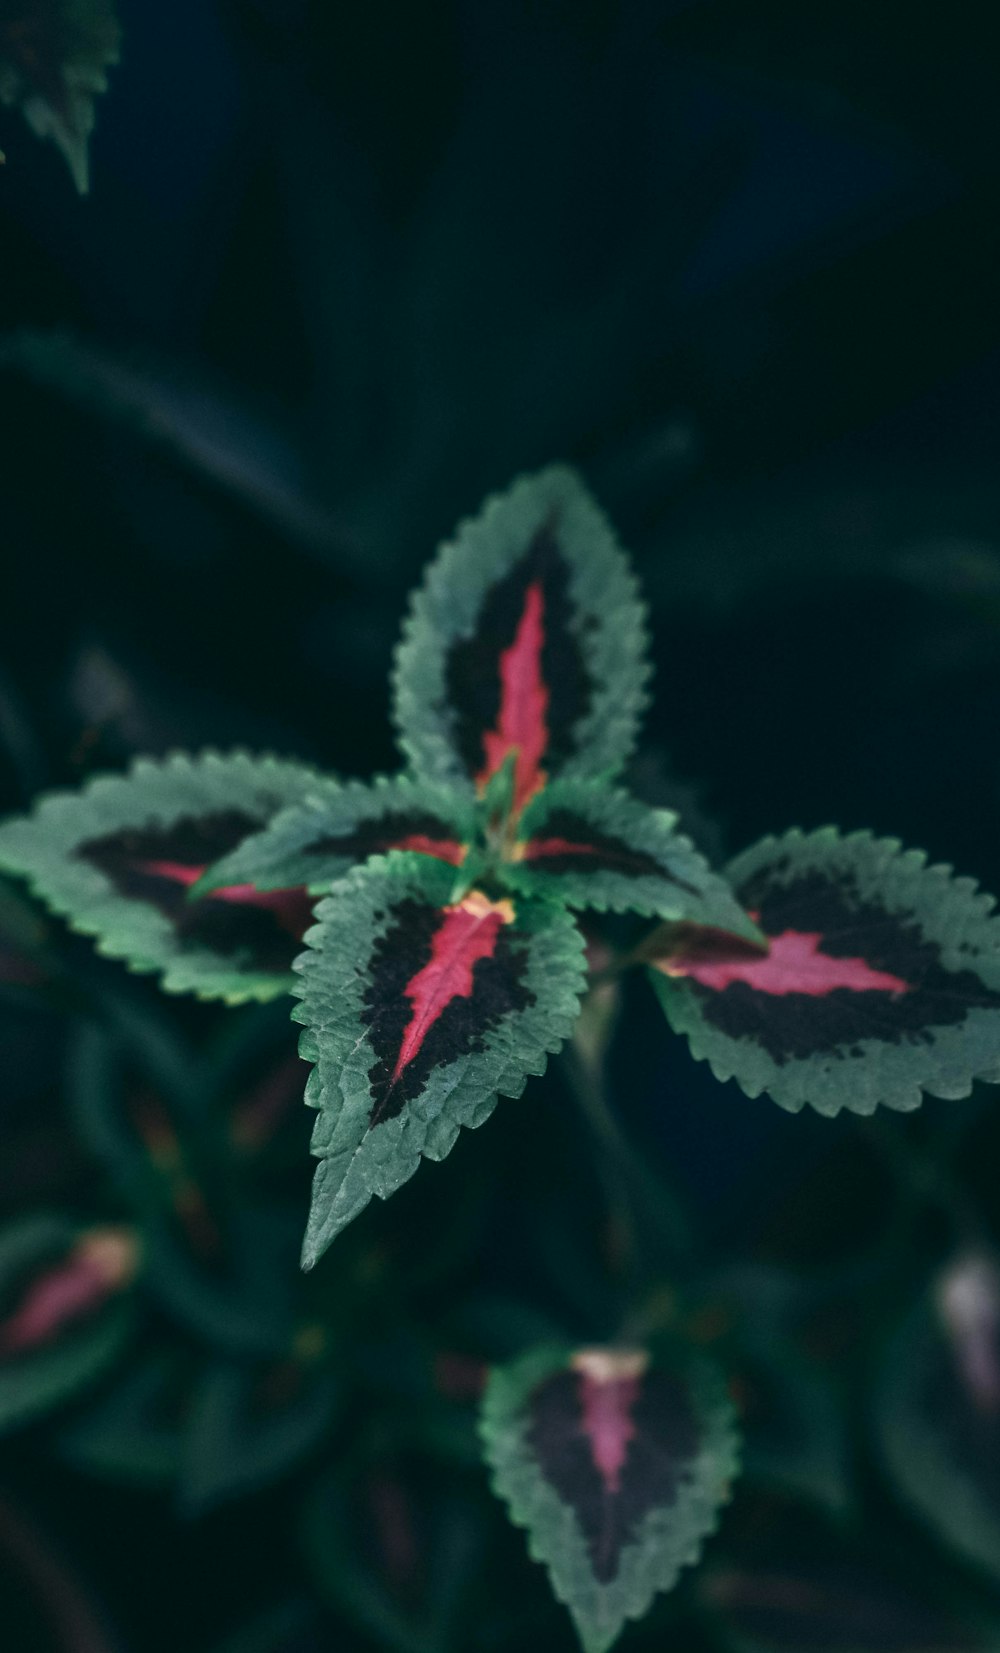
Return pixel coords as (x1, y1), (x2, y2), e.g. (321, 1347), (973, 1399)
(392, 466), (650, 803)
(480, 1342), (739, 1653)
(0, 750), (323, 1002)
(651, 827), (1000, 1118)
(292, 854), (587, 1267)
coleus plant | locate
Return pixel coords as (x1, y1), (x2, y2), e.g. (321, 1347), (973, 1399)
(4, 465), (1000, 1651)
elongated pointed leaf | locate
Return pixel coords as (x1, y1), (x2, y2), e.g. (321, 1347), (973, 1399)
(876, 1253), (1000, 1587)
(197, 774), (473, 896)
(180, 1348), (340, 1515)
(0, 0), (121, 191)
(651, 828), (1000, 1117)
(481, 1343), (739, 1653)
(699, 1496), (982, 1653)
(0, 1216), (137, 1434)
(392, 468), (649, 812)
(505, 780), (761, 939)
(292, 856), (587, 1267)
(58, 1346), (193, 1487)
(0, 751), (323, 1001)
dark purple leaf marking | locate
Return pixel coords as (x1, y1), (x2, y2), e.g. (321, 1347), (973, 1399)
(78, 814), (313, 971)
(444, 522), (591, 801)
(527, 1351), (698, 1583)
(666, 867), (1000, 1064)
(518, 809), (696, 884)
(303, 810), (465, 867)
(362, 893), (535, 1126)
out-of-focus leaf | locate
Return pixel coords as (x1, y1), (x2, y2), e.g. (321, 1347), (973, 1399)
(179, 1342), (339, 1515)
(0, 750), (323, 1002)
(876, 1251), (1000, 1586)
(210, 1600), (329, 1653)
(0, 1214), (138, 1434)
(698, 1495), (985, 1652)
(481, 1341), (738, 1653)
(0, 0), (121, 191)
(145, 1205), (299, 1360)
(58, 1345), (193, 1487)
(303, 1446), (488, 1653)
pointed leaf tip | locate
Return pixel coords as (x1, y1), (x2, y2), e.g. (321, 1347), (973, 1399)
(392, 467), (650, 804)
(293, 855), (587, 1263)
(481, 1342), (738, 1652)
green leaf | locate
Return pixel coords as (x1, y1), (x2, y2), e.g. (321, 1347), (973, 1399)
(0, 0), (121, 192)
(196, 773), (474, 896)
(0, 750), (323, 1002)
(480, 1342), (739, 1653)
(0, 1215), (137, 1435)
(698, 1495), (985, 1653)
(179, 1348), (340, 1515)
(392, 466), (650, 813)
(504, 779), (762, 939)
(650, 827), (1000, 1117)
(145, 1206), (300, 1359)
(876, 1252), (1000, 1587)
(58, 1346), (193, 1487)
(303, 1447), (489, 1653)
(292, 854), (587, 1267)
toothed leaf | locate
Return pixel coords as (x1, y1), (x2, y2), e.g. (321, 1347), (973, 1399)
(392, 467), (649, 813)
(651, 828), (1000, 1118)
(0, 1216), (137, 1434)
(480, 1343), (739, 1653)
(198, 774), (473, 896)
(0, 0), (121, 192)
(505, 779), (761, 939)
(0, 751), (323, 1002)
(292, 855), (586, 1266)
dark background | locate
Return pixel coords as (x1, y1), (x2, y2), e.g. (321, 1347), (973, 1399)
(3, 3), (1000, 1649)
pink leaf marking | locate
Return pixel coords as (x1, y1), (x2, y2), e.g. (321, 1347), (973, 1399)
(662, 928), (910, 998)
(0, 1229), (137, 1357)
(388, 834), (466, 866)
(138, 860), (313, 938)
(477, 580), (549, 814)
(572, 1349), (649, 1493)
(391, 892), (514, 1086)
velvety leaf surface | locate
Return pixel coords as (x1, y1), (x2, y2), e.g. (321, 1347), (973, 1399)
(0, 1215), (137, 1433)
(197, 774), (474, 896)
(292, 855), (587, 1267)
(0, 0), (120, 190)
(0, 750), (323, 1001)
(480, 1343), (738, 1653)
(651, 827), (1000, 1117)
(392, 467), (649, 811)
(506, 778), (762, 938)
(876, 1252), (1000, 1586)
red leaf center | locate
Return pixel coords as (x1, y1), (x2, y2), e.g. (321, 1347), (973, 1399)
(477, 580), (549, 813)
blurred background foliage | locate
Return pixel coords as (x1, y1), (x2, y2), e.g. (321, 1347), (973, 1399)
(4, 2), (1000, 1649)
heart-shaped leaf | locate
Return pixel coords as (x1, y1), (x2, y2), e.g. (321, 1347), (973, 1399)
(480, 1342), (738, 1653)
